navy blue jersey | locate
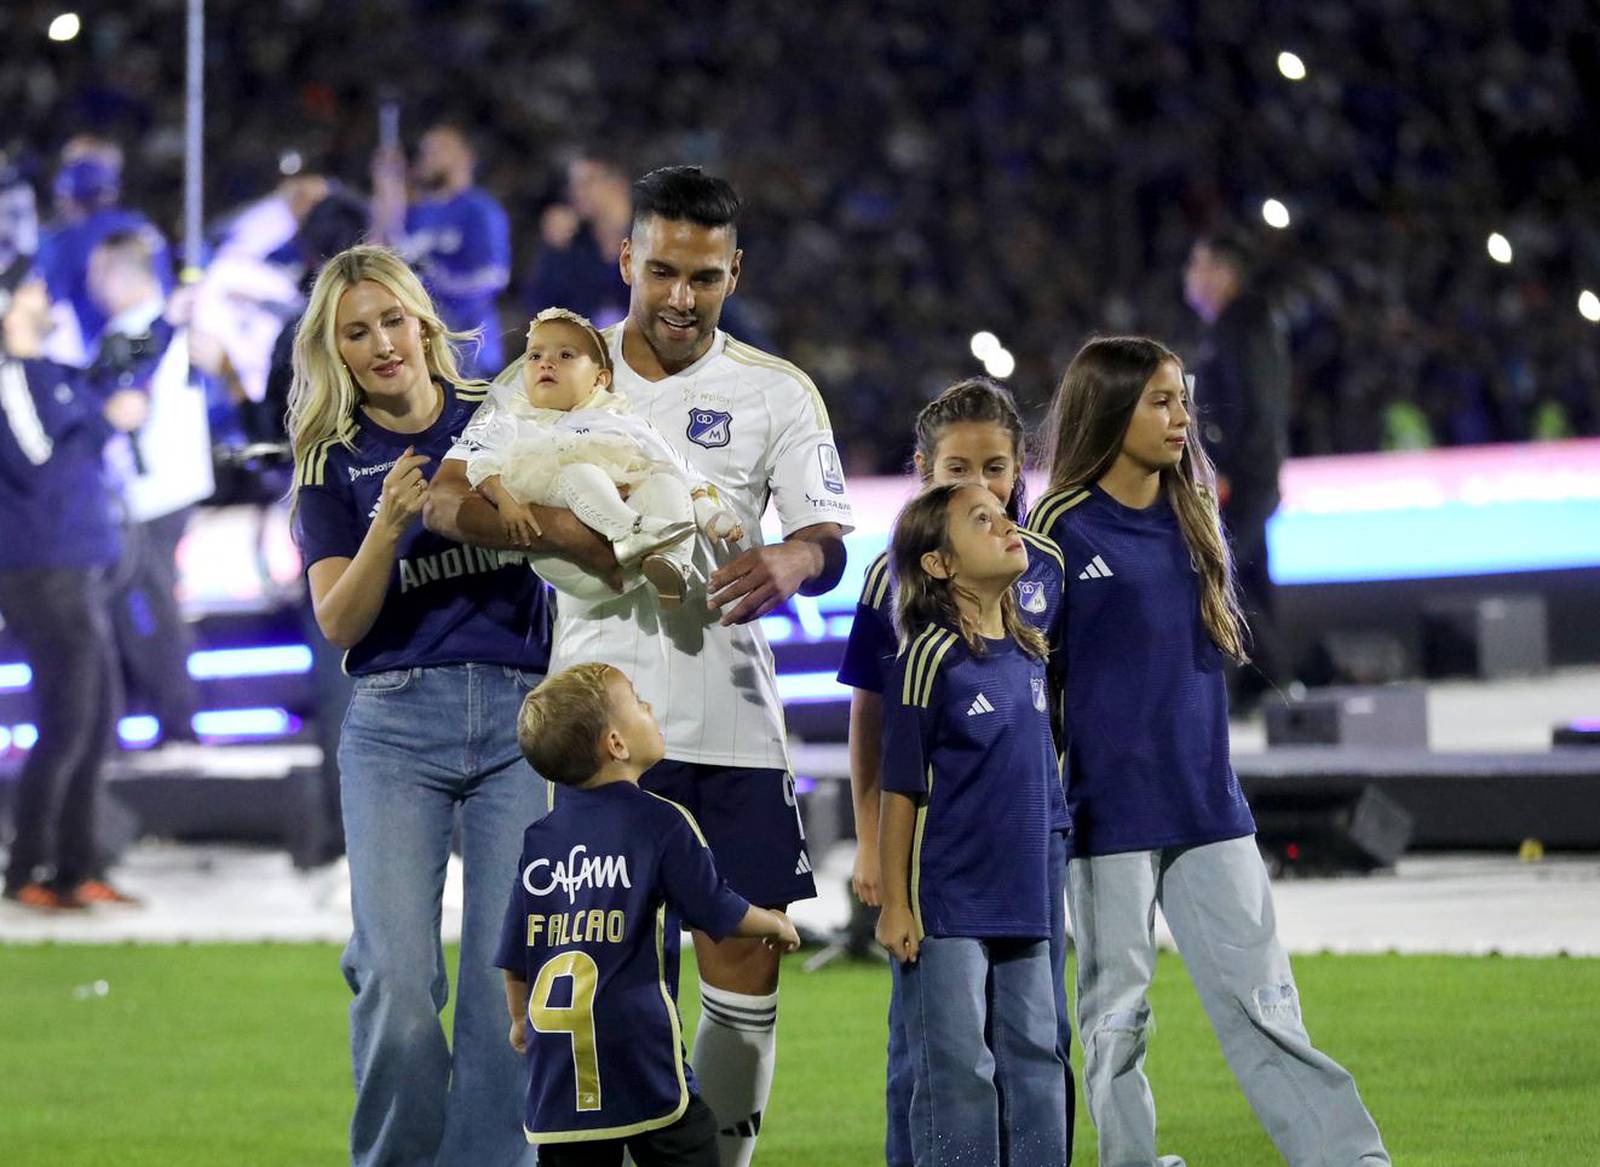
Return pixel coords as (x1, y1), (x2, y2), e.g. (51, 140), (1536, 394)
(881, 628), (1055, 940)
(837, 529), (1068, 830)
(494, 782), (750, 1144)
(0, 358), (119, 570)
(404, 189), (511, 372)
(1027, 485), (1256, 856)
(292, 380), (551, 676)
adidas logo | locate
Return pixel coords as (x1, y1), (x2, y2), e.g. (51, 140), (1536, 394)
(1078, 554), (1114, 580)
(794, 851), (813, 876)
(966, 692), (996, 717)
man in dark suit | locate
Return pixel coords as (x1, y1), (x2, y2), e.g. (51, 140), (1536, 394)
(1184, 228), (1291, 706)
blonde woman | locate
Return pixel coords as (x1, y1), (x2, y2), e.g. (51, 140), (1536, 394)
(1029, 336), (1388, 1167)
(288, 245), (549, 1167)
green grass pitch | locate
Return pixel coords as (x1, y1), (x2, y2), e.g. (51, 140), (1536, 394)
(2, 944), (1596, 1164)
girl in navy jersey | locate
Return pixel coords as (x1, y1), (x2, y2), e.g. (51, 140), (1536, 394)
(288, 245), (550, 1167)
(836, 378), (1072, 1166)
(876, 482), (1067, 1167)
(1029, 336), (1388, 1167)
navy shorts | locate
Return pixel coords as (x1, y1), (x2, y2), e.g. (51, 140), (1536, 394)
(639, 760), (816, 908)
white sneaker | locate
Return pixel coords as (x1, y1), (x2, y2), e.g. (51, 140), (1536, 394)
(612, 516), (695, 568)
(640, 553), (696, 608)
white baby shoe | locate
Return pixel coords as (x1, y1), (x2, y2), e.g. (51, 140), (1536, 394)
(640, 552), (699, 608)
(612, 515), (695, 568)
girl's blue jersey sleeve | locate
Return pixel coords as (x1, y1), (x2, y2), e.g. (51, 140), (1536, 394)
(836, 552), (895, 692)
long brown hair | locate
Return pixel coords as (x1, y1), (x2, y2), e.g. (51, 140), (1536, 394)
(912, 377), (1028, 520)
(890, 483), (1049, 660)
(1040, 335), (1248, 660)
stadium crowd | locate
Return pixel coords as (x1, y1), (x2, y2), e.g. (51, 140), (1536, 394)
(1, 0), (1596, 471)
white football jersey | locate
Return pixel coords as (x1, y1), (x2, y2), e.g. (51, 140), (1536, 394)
(451, 327), (854, 769)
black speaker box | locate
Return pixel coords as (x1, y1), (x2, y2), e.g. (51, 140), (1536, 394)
(1252, 784), (1415, 876)
(1265, 684), (1428, 748)
(1422, 595), (1549, 679)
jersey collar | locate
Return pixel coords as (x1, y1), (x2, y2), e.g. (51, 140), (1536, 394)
(353, 377), (456, 448)
(613, 328), (726, 385)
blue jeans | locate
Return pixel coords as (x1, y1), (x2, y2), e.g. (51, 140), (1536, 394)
(339, 663), (548, 1167)
(884, 831), (1073, 1167)
(895, 936), (1067, 1167)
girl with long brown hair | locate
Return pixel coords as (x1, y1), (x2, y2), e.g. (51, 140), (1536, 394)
(836, 378), (1074, 1165)
(874, 481), (1067, 1167)
(1029, 336), (1388, 1166)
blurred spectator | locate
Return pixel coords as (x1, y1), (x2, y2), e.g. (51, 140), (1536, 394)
(254, 187), (371, 445)
(0, 150), (38, 272)
(1185, 227), (1290, 703)
(0, 261), (146, 910)
(32, 136), (173, 366)
(375, 123), (510, 375)
(88, 230), (210, 746)
(2, 2), (1595, 460)
(523, 154), (634, 327)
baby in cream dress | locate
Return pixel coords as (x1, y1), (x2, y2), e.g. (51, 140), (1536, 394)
(458, 308), (740, 604)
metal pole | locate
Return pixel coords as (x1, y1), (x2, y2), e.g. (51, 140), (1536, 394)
(182, 0), (203, 282)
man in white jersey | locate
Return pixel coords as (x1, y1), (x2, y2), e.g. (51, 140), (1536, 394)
(425, 166), (852, 1167)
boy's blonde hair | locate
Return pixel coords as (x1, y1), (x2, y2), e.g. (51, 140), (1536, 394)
(517, 662), (620, 786)
(529, 307), (613, 377)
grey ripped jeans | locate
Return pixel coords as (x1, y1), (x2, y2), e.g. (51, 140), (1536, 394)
(1068, 836), (1390, 1167)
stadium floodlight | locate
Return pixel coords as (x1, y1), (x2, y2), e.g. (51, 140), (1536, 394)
(983, 347), (1017, 379)
(1487, 233), (1513, 264)
(48, 12), (81, 40)
(1580, 290), (1600, 324)
(1277, 51), (1307, 81)
(969, 331), (1001, 361)
(1261, 199), (1291, 229)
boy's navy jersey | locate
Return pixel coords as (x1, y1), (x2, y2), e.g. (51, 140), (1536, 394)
(837, 529), (1069, 831)
(493, 782), (750, 1144)
(404, 190), (512, 372)
(1027, 484), (1256, 857)
(881, 628), (1055, 940)
(292, 380), (551, 676)
(0, 358), (119, 570)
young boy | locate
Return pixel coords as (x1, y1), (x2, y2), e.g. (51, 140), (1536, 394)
(496, 662), (800, 1166)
